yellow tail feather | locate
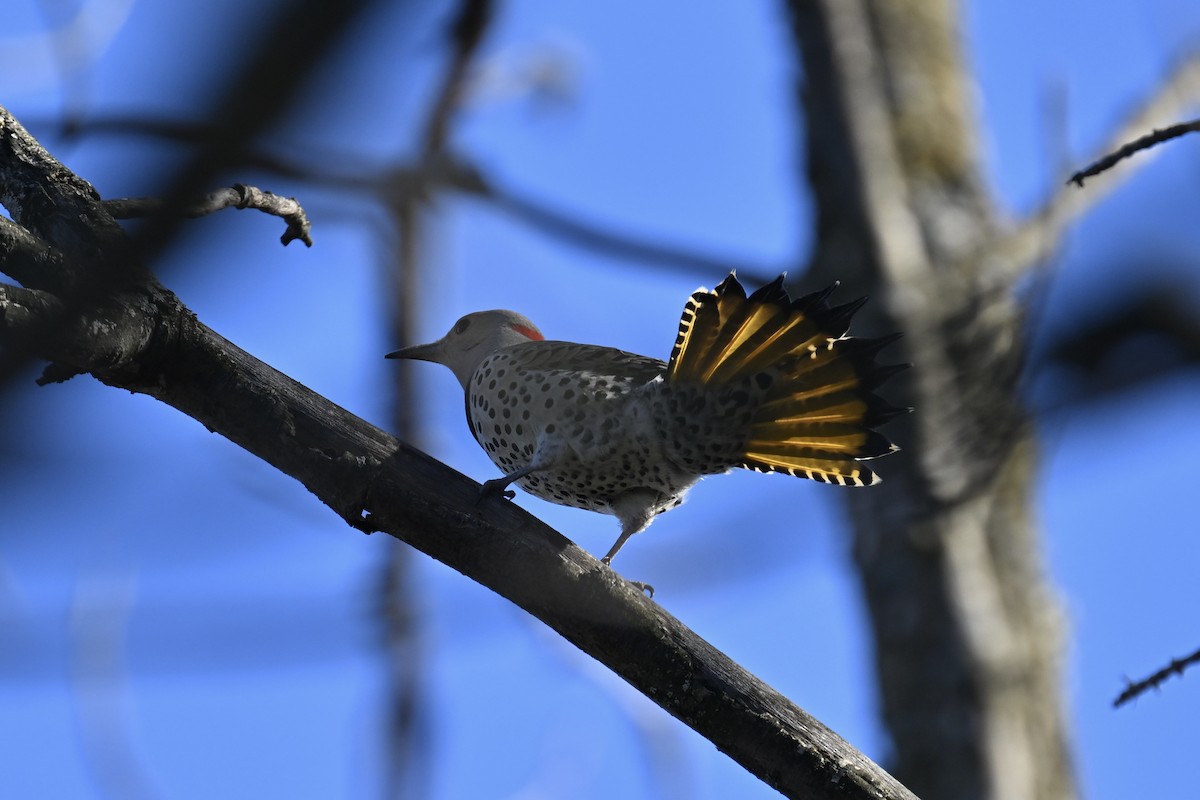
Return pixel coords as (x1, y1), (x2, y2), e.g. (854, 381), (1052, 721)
(667, 273), (906, 484)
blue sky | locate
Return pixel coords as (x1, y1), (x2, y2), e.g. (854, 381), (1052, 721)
(2, 1), (1200, 798)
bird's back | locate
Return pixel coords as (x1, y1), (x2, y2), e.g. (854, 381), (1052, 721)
(465, 341), (696, 516)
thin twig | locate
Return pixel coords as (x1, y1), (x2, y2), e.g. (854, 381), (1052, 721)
(994, 53), (1200, 284)
(104, 184), (313, 247)
(1114, 644), (1200, 708)
(1069, 119), (1200, 186)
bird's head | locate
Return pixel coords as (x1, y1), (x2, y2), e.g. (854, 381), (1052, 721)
(386, 310), (544, 388)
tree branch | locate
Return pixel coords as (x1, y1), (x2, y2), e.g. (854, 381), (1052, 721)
(1114, 644), (1200, 708)
(0, 215), (64, 287)
(1067, 118), (1200, 187)
(376, 2), (497, 791)
(104, 184), (313, 247)
(0, 105), (915, 800)
(479, 176), (780, 284)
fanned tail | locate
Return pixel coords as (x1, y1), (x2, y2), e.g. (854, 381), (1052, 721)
(667, 273), (907, 486)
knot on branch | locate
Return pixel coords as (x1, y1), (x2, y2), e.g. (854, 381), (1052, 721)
(229, 183), (313, 247)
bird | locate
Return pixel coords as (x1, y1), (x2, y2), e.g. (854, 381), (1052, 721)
(386, 274), (906, 565)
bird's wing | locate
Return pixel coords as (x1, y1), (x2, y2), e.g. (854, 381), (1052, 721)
(503, 341), (666, 384)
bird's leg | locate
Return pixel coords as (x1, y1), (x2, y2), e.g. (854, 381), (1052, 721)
(601, 491), (658, 595)
(600, 530), (635, 565)
(601, 531), (655, 597)
(603, 490), (657, 564)
(480, 434), (568, 503)
(478, 436), (564, 503)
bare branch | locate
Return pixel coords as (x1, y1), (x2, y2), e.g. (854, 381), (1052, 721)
(1068, 119), (1200, 186)
(127, 0), (376, 263)
(104, 184), (313, 247)
(996, 53), (1200, 281)
(36, 113), (783, 283)
(1114, 645), (1200, 708)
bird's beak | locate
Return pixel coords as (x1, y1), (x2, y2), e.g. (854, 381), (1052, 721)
(384, 340), (444, 363)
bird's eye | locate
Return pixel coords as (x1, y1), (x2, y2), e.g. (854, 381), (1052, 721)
(452, 317), (471, 335)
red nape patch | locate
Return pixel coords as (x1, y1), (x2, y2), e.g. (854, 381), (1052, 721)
(513, 324), (544, 341)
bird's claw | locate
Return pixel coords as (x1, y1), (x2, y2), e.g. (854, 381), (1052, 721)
(629, 580), (655, 598)
(600, 557), (655, 597)
(477, 478), (515, 504)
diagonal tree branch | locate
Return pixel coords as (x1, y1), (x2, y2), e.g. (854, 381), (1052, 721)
(0, 104), (916, 800)
(1114, 644), (1200, 708)
(1067, 118), (1200, 187)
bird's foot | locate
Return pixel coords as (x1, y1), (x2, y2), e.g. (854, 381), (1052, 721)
(477, 477), (516, 504)
(601, 555), (654, 597)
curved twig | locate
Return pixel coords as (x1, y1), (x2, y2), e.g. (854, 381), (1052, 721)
(1068, 119), (1200, 187)
(105, 184), (313, 247)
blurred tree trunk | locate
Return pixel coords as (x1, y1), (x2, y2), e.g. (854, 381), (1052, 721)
(786, 2), (1077, 799)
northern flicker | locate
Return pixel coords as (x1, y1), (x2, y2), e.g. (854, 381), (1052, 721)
(387, 274), (906, 564)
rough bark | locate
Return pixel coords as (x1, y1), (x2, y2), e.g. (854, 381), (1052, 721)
(787, 2), (1075, 799)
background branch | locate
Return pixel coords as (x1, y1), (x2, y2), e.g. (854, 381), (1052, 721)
(33, 115), (784, 283)
(1068, 118), (1200, 186)
(1114, 645), (1200, 707)
(789, 2), (1073, 798)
